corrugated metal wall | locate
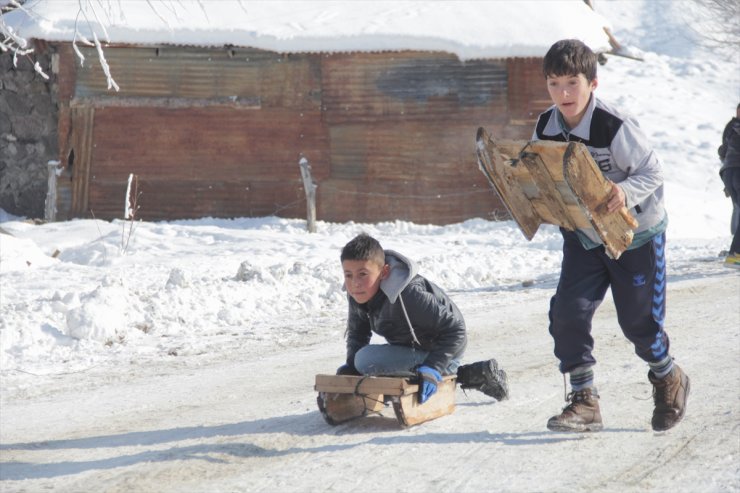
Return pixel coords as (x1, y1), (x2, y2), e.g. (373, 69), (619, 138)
(319, 51), (510, 224)
(56, 44), (550, 224)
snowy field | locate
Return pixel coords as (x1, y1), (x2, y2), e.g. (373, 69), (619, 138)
(1, 0), (739, 492)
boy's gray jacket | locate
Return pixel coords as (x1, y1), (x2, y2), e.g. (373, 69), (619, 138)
(345, 250), (467, 374)
(533, 95), (667, 247)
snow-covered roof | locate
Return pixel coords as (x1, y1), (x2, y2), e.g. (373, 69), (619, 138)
(4, 0), (613, 60)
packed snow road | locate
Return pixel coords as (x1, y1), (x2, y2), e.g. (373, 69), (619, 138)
(1, 270), (737, 492)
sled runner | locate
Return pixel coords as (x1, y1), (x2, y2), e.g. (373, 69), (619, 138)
(315, 374), (456, 427)
(475, 127), (638, 259)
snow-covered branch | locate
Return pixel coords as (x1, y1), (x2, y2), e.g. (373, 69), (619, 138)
(72, 0), (119, 91)
(1, 0), (49, 78)
(1, 0), (145, 91)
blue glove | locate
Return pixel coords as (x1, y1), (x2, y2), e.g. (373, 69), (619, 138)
(417, 366), (442, 404)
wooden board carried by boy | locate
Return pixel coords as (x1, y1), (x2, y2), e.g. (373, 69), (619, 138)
(475, 127), (638, 259)
(315, 374), (456, 427)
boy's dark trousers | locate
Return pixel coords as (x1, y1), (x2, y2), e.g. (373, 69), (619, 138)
(549, 230), (671, 374)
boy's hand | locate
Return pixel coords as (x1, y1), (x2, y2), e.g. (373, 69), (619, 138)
(606, 181), (626, 213)
(417, 366), (442, 404)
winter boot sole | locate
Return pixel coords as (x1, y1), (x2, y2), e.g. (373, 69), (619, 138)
(547, 419), (604, 432)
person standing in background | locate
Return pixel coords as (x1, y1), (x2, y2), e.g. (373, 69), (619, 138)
(718, 103), (740, 267)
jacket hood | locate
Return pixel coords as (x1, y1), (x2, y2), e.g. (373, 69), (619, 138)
(380, 250), (418, 303)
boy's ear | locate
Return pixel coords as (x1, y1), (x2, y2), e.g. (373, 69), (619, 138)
(590, 77), (599, 91)
(380, 264), (390, 279)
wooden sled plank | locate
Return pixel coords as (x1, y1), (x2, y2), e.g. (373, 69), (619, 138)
(515, 140), (593, 231)
(475, 128), (638, 260)
(315, 375), (391, 425)
(392, 377), (456, 427)
(315, 374), (417, 396)
(317, 392), (384, 425)
(315, 374), (456, 427)
(476, 127), (542, 240)
(563, 142), (638, 259)
(476, 129), (591, 236)
(518, 145), (579, 231)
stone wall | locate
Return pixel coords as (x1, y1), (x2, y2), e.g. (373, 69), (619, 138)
(0, 49), (58, 219)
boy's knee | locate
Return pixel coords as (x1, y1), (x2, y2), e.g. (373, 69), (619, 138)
(353, 346), (374, 374)
(550, 296), (593, 331)
(353, 345), (394, 374)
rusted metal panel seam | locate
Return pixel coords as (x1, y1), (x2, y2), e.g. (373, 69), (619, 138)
(70, 106), (95, 217)
(69, 96), (262, 109)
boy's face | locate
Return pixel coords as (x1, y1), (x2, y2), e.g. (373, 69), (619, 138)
(546, 73), (598, 129)
(342, 259), (389, 304)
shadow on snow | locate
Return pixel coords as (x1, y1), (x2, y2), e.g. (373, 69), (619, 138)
(0, 409), (643, 480)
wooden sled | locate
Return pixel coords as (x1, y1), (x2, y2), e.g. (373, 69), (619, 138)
(475, 127), (638, 259)
(315, 374), (456, 427)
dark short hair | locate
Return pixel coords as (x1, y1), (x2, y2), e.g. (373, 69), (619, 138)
(543, 39), (597, 81)
(341, 233), (385, 266)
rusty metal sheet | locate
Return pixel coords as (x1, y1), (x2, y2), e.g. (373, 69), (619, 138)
(328, 122), (495, 180)
(88, 178), (305, 220)
(73, 46), (321, 110)
(54, 43), (544, 224)
(84, 105), (328, 220)
(90, 106), (328, 177)
(318, 176), (500, 225)
(506, 58), (552, 132)
(68, 106), (94, 216)
(321, 51), (508, 124)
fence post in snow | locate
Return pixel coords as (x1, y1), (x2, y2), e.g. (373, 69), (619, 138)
(299, 156), (317, 233)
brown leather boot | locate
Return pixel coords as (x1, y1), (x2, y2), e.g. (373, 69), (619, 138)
(547, 387), (603, 432)
(649, 364), (690, 431)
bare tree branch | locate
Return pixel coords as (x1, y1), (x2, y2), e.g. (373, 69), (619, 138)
(1, 0), (50, 78)
(1, 0), (176, 91)
(686, 0), (740, 53)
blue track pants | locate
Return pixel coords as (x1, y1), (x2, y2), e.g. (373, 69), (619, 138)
(549, 230), (671, 374)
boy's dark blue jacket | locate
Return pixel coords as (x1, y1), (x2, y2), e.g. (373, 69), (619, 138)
(344, 250), (467, 375)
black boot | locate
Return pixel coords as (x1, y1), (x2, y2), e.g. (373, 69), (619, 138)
(457, 359), (509, 400)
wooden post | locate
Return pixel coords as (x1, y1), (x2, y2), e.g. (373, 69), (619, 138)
(44, 160), (61, 222)
(299, 156), (317, 233)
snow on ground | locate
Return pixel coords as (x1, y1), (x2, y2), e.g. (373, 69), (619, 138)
(1, 0), (739, 492)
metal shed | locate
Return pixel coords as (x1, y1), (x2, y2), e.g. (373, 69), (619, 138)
(53, 43), (551, 224)
(3, 0), (612, 224)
